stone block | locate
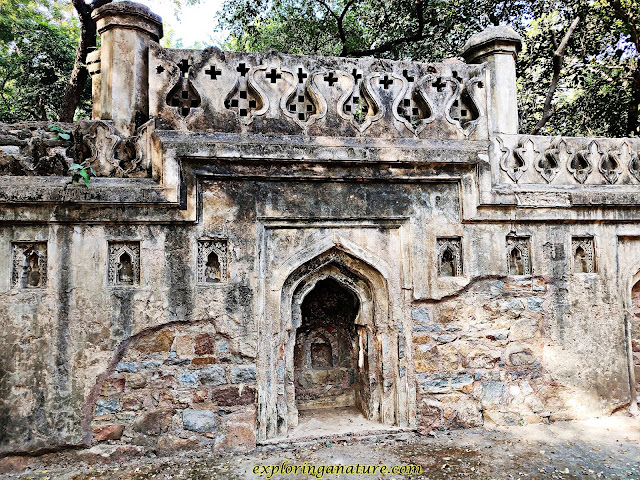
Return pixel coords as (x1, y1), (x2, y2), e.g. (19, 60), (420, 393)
(483, 410), (521, 426)
(93, 424), (125, 441)
(215, 422), (256, 453)
(509, 317), (539, 340)
(95, 398), (121, 416)
(505, 344), (536, 366)
(434, 333), (457, 344)
(527, 297), (544, 312)
(141, 360), (162, 370)
(121, 395), (143, 411)
(481, 381), (506, 406)
(116, 362), (138, 373)
(156, 435), (202, 457)
(463, 347), (500, 369)
(0, 456), (31, 474)
(231, 365), (256, 384)
(199, 366), (227, 386)
(133, 409), (174, 435)
(418, 376), (450, 394)
(102, 377), (125, 395)
(193, 390), (208, 403)
(183, 408), (217, 433)
(192, 357), (217, 366)
(174, 335), (193, 356)
(212, 385), (256, 406)
(126, 373), (147, 389)
(179, 371), (199, 387)
(135, 330), (175, 354)
(451, 375), (474, 392)
(411, 306), (431, 323)
(194, 333), (216, 355)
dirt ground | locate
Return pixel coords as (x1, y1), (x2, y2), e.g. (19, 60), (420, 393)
(1, 415), (639, 480)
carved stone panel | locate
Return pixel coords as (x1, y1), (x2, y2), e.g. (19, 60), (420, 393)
(437, 238), (463, 277)
(108, 241), (140, 286)
(197, 240), (228, 284)
(506, 236), (531, 276)
(572, 237), (595, 273)
(12, 242), (47, 289)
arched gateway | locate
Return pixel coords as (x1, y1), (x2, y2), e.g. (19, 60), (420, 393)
(257, 246), (412, 440)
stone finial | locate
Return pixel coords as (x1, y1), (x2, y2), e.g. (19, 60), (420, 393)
(92, 1), (163, 41)
(462, 25), (522, 135)
(462, 25), (522, 63)
(91, 2), (163, 136)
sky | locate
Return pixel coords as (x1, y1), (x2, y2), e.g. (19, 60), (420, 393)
(134, 0), (229, 48)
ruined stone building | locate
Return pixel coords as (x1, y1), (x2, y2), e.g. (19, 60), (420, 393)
(1, 1), (639, 456)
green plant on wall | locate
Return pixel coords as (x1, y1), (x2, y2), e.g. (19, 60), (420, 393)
(68, 160), (96, 187)
(353, 96), (366, 123)
(48, 124), (72, 140)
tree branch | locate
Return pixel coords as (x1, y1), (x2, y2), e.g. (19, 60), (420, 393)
(59, 0), (109, 122)
(317, 0), (356, 56)
(347, 0), (425, 57)
(531, 16), (580, 135)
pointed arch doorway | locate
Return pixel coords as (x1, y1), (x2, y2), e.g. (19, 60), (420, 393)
(257, 245), (414, 441)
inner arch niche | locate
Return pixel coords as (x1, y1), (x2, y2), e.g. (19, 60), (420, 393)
(294, 278), (365, 411)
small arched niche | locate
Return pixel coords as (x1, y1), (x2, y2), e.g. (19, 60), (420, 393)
(574, 246), (589, 273)
(23, 249), (42, 288)
(117, 252), (134, 285)
(509, 247), (524, 275)
(205, 251), (221, 283)
(294, 278), (362, 412)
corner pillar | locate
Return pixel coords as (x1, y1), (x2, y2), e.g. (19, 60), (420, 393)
(462, 26), (522, 135)
(91, 1), (163, 136)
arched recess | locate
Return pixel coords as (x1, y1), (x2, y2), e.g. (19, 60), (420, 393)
(257, 245), (410, 440)
(626, 265), (640, 412)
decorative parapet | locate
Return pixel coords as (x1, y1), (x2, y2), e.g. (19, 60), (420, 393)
(494, 135), (640, 186)
(148, 45), (488, 140)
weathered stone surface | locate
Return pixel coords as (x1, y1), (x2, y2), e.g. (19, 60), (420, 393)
(194, 333), (216, 355)
(132, 409), (174, 435)
(93, 424), (125, 441)
(212, 386), (256, 406)
(230, 365), (256, 384)
(0, 7), (637, 457)
(198, 366), (226, 386)
(182, 409), (217, 433)
(216, 422), (256, 453)
(134, 330), (175, 354)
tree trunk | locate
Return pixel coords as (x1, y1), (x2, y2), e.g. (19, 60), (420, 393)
(59, 0), (111, 122)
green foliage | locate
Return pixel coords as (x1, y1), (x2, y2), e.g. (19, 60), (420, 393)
(0, 0), (86, 122)
(48, 123), (71, 140)
(69, 160), (96, 187)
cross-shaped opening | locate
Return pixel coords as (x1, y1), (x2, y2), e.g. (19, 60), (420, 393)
(236, 63), (250, 77)
(380, 75), (393, 89)
(352, 69), (362, 82)
(178, 59), (190, 78)
(432, 77), (446, 92)
(324, 72), (338, 86)
(266, 68), (282, 84)
(156, 65), (165, 74)
(452, 70), (463, 83)
(205, 65), (222, 80)
(297, 68), (308, 84)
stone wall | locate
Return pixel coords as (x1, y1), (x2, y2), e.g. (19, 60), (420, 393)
(0, 0), (639, 459)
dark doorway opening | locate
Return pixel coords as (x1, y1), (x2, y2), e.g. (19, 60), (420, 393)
(293, 278), (369, 413)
